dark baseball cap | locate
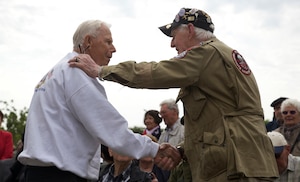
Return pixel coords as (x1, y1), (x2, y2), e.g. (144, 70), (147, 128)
(270, 97), (288, 107)
(159, 8), (215, 37)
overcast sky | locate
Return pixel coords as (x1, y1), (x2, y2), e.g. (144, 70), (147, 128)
(1, 0), (300, 128)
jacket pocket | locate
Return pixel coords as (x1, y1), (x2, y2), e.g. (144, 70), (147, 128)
(178, 86), (206, 121)
(200, 121), (227, 180)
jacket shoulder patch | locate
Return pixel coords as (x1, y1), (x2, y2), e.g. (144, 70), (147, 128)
(232, 50), (251, 75)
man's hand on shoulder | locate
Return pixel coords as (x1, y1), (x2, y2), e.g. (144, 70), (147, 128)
(68, 54), (101, 78)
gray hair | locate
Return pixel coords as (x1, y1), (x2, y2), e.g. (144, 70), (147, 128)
(73, 20), (111, 49)
(178, 24), (215, 41)
(281, 98), (300, 113)
(160, 99), (179, 112)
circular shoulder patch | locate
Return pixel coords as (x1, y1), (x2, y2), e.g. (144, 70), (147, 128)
(232, 50), (251, 75)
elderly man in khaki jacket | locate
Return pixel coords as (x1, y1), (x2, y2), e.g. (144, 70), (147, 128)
(70, 8), (278, 182)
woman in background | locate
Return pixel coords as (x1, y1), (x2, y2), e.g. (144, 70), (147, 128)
(142, 110), (162, 140)
(276, 98), (300, 156)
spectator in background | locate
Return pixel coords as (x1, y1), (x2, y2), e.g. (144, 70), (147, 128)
(139, 134), (158, 173)
(157, 99), (185, 181)
(139, 134), (167, 182)
(100, 144), (114, 167)
(0, 110), (13, 160)
(158, 99), (184, 146)
(5, 132), (26, 182)
(266, 97), (288, 132)
(99, 144), (114, 178)
(267, 131), (300, 182)
(98, 147), (157, 182)
(275, 98), (300, 156)
(142, 110), (162, 140)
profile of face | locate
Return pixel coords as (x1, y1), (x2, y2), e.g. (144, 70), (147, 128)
(282, 105), (300, 127)
(144, 114), (158, 130)
(85, 25), (116, 66)
(170, 26), (190, 54)
(170, 24), (197, 54)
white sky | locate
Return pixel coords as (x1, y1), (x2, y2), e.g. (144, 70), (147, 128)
(1, 0), (300, 128)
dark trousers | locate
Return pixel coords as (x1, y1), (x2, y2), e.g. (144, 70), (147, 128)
(24, 166), (87, 182)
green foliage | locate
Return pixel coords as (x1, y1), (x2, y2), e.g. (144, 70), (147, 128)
(0, 100), (27, 147)
(130, 126), (145, 134)
(264, 119), (271, 125)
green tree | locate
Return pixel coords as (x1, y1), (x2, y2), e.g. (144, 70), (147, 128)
(130, 126), (145, 134)
(0, 100), (27, 147)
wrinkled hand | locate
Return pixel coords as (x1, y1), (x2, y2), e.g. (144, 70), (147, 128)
(68, 54), (100, 78)
(154, 143), (181, 170)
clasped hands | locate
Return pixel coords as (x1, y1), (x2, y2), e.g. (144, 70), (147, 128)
(154, 143), (182, 170)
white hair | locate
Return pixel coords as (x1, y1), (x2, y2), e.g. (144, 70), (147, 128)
(178, 24), (216, 41)
(72, 20), (111, 49)
(281, 98), (300, 113)
(160, 98), (179, 112)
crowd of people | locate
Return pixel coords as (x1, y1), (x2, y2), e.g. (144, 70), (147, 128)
(1, 6), (300, 182)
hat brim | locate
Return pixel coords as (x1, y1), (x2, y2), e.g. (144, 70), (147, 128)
(274, 146), (284, 154)
(270, 97), (288, 107)
(159, 22), (180, 37)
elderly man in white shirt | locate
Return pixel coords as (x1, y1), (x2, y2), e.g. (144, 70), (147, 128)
(18, 20), (180, 182)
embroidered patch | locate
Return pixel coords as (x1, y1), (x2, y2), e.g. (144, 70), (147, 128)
(232, 50), (251, 75)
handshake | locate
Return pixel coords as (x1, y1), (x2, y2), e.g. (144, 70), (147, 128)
(154, 143), (182, 170)
(69, 55), (184, 170)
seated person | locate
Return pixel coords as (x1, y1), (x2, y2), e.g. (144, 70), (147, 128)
(98, 147), (156, 182)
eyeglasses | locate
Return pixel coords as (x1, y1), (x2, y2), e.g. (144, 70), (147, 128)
(282, 110), (297, 115)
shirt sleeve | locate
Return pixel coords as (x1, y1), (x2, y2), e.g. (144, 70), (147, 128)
(66, 69), (159, 159)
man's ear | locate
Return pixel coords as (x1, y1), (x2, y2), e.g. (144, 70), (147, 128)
(83, 35), (92, 45)
(187, 23), (195, 39)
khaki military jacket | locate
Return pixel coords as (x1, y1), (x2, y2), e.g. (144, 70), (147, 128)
(100, 38), (278, 181)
